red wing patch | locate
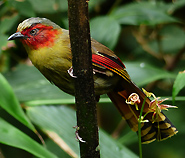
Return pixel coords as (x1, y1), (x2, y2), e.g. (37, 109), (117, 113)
(92, 52), (130, 82)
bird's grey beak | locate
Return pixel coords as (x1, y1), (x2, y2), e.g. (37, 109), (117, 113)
(8, 32), (25, 41)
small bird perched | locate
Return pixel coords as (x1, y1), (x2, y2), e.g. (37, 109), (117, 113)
(8, 17), (177, 143)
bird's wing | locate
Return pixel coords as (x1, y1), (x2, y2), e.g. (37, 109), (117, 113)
(92, 51), (131, 83)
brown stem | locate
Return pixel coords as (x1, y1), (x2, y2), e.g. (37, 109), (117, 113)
(68, 1), (100, 158)
(0, 148), (5, 158)
(132, 28), (163, 60)
(164, 45), (185, 71)
(111, 120), (126, 139)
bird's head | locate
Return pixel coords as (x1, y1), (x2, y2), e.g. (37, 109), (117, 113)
(8, 17), (62, 50)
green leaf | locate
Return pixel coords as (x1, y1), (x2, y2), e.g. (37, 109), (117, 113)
(0, 15), (19, 34)
(57, 0), (68, 12)
(0, 3), (9, 17)
(0, 118), (57, 158)
(159, 25), (185, 54)
(110, 2), (178, 25)
(28, 0), (57, 13)
(100, 130), (138, 158)
(167, 0), (185, 14)
(27, 105), (138, 158)
(0, 34), (9, 55)
(4, 64), (72, 103)
(90, 16), (121, 49)
(27, 105), (80, 157)
(44, 139), (71, 158)
(13, 0), (35, 17)
(89, 0), (106, 11)
(172, 71), (185, 102)
(0, 73), (35, 131)
(125, 62), (176, 86)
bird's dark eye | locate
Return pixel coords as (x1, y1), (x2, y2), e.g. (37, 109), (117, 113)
(30, 29), (39, 36)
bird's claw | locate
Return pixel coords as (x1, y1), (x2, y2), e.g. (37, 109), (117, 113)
(67, 67), (77, 78)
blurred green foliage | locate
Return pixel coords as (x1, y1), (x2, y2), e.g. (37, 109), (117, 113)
(0, 0), (185, 158)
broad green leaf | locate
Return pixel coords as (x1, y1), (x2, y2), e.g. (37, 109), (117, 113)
(172, 71), (185, 102)
(89, 0), (106, 11)
(13, 0), (35, 17)
(28, 0), (71, 13)
(0, 15), (19, 34)
(167, 0), (185, 14)
(110, 2), (178, 25)
(146, 25), (185, 55)
(0, 34), (9, 55)
(0, 3), (9, 17)
(4, 64), (72, 103)
(0, 73), (35, 131)
(44, 139), (71, 158)
(90, 16), (121, 49)
(0, 118), (57, 158)
(27, 105), (80, 157)
(57, 0), (68, 12)
(27, 105), (138, 158)
(125, 62), (176, 86)
(100, 130), (138, 158)
(28, 0), (57, 13)
(159, 25), (185, 54)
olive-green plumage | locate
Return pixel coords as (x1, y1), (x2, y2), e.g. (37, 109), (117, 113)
(8, 17), (178, 143)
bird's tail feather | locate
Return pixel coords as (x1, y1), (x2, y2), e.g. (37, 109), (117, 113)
(107, 81), (178, 144)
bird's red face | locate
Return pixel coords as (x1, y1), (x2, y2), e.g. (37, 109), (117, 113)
(8, 23), (60, 50)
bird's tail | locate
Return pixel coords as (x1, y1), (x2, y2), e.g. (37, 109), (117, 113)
(107, 80), (178, 144)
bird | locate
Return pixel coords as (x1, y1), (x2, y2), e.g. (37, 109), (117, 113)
(8, 17), (178, 143)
